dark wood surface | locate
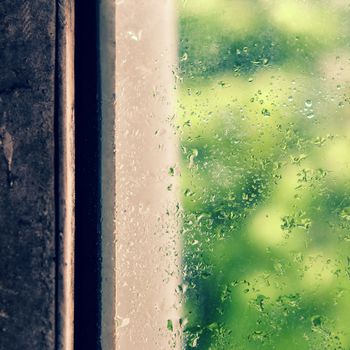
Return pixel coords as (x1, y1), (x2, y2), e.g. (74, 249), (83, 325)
(0, 1), (56, 348)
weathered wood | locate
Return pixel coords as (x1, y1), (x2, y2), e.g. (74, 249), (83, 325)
(0, 1), (56, 348)
(56, 1), (75, 349)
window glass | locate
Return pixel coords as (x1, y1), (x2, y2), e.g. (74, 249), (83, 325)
(178, 1), (350, 349)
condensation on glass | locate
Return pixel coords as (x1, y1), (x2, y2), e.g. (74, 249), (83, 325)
(101, 0), (350, 349)
(100, 0), (180, 349)
(178, 0), (350, 349)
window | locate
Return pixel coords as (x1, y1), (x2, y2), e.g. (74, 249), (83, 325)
(178, 1), (350, 349)
(81, 0), (350, 349)
(99, 1), (179, 349)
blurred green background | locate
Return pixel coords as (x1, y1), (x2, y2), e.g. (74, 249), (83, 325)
(177, 1), (350, 349)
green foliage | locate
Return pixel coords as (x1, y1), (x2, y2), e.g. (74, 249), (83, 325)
(179, 1), (350, 349)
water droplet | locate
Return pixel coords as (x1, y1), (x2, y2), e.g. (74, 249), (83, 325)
(288, 96), (293, 102)
(306, 112), (314, 119)
(167, 319), (173, 332)
(261, 108), (271, 117)
(184, 189), (194, 197)
(262, 58), (269, 65)
(305, 99), (313, 108)
(181, 52), (188, 61)
(116, 316), (130, 329)
(218, 80), (231, 88)
(127, 30), (142, 41)
(340, 207), (350, 221)
(311, 315), (322, 328)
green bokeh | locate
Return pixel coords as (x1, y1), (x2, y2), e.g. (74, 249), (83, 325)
(178, 1), (350, 349)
